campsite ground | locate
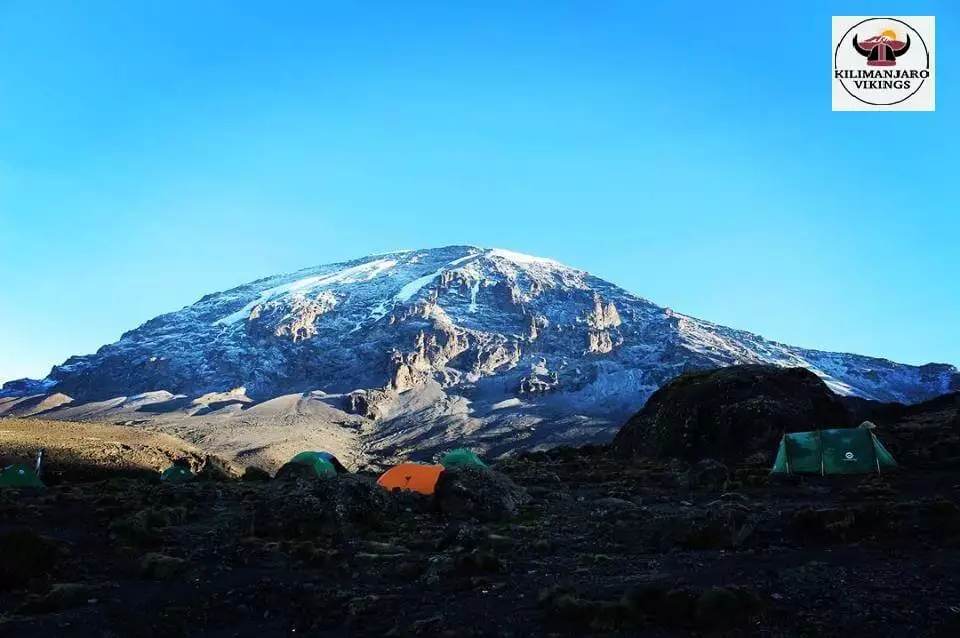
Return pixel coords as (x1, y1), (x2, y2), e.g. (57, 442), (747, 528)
(2, 443), (960, 637)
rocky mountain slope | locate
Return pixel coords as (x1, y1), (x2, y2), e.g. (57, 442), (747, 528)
(2, 246), (956, 466)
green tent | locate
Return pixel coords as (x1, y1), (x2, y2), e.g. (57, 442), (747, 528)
(771, 424), (897, 475)
(440, 448), (486, 469)
(160, 465), (195, 483)
(286, 452), (337, 478)
(0, 464), (44, 488)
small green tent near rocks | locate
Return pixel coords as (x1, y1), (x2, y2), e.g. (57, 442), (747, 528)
(440, 449), (486, 470)
(770, 422), (897, 475)
(276, 451), (338, 479)
(0, 464), (44, 488)
(160, 465), (195, 483)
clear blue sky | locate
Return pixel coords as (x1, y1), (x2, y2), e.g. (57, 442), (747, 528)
(1, 1), (957, 383)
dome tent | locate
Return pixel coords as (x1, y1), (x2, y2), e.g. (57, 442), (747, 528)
(377, 463), (444, 495)
(440, 448), (487, 469)
(160, 458), (195, 483)
(292, 451), (348, 474)
(160, 465), (195, 483)
(276, 451), (337, 480)
(1, 448), (45, 488)
(770, 422), (897, 475)
(0, 463), (44, 488)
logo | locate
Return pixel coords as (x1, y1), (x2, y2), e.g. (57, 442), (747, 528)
(833, 16), (935, 111)
(852, 30), (910, 67)
(844, 451), (856, 461)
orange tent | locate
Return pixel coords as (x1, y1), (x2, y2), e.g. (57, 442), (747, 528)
(377, 463), (444, 495)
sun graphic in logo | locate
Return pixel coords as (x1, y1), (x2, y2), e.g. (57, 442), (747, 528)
(881, 29), (898, 39)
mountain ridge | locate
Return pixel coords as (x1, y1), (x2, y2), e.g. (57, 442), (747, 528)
(2, 245), (956, 466)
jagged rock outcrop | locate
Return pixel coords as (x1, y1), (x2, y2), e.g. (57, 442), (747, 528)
(519, 371), (559, 394)
(346, 389), (394, 419)
(259, 291), (338, 342)
(587, 294), (621, 330)
(588, 330), (616, 354)
(586, 295), (622, 354)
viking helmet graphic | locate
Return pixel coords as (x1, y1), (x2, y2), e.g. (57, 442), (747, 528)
(852, 33), (910, 67)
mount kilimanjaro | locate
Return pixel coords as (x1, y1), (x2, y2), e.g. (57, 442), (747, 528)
(2, 246), (956, 469)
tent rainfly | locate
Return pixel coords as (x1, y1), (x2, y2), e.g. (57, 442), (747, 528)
(286, 451), (339, 478)
(377, 463), (444, 495)
(160, 465), (195, 483)
(0, 464), (44, 488)
(1, 449), (45, 488)
(439, 448), (486, 469)
(771, 423), (897, 475)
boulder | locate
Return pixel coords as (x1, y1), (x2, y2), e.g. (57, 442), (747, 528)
(613, 365), (851, 463)
(434, 466), (531, 522)
(252, 475), (393, 539)
(196, 455), (239, 481)
(241, 466), (272, 482)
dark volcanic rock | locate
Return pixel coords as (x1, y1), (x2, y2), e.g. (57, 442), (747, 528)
(613, 365), (851, 463)
(0, 529), (59, 590)
(252, 475), (393, 539)
(683, 458), (730, 491)
(842, 392), (960, 469)
(241, 466), (272, 482)
(434, 466), (531, 521)
(2, 434), (960, 637)
(196, 455), (239, 481)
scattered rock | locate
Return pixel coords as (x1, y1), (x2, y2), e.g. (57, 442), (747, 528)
(0, 529), (59, 590)
(18, 582), (101, 614)
(409, 614), (445, 634)
(791, 507), (857, 541)
(683, 459), (730, 491)
(695, 586), (762, 628)
(434, 466), (531, 522)
(140, 553), (187, 580)
(252, 475), (393, 539)
(196, 455), (238, 481)
(241, 466), (271, 482)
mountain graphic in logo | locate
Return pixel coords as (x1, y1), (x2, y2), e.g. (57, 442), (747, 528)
(852, 30), (910, 67)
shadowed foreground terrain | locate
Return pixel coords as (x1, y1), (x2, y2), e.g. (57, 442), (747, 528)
(2, 452), (960, 636)
(2, 381), (959, 637)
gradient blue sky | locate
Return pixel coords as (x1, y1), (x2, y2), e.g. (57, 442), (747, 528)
(1, 1), (957, 383)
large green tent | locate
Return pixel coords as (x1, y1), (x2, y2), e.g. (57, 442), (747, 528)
(284, 452), (337, 478)
(0, 464), (44, 488)
(771, 424), (897, 475)
(160, 465), (195, 483)
(440, 448), (486, 469)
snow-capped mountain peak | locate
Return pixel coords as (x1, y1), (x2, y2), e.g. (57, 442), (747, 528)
(3, 246), (956, 464)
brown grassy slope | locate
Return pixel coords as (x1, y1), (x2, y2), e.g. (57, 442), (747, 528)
(0, 417), (207, 482)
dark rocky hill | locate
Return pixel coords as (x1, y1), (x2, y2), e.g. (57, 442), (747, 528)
(613, 365), (852, 463)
